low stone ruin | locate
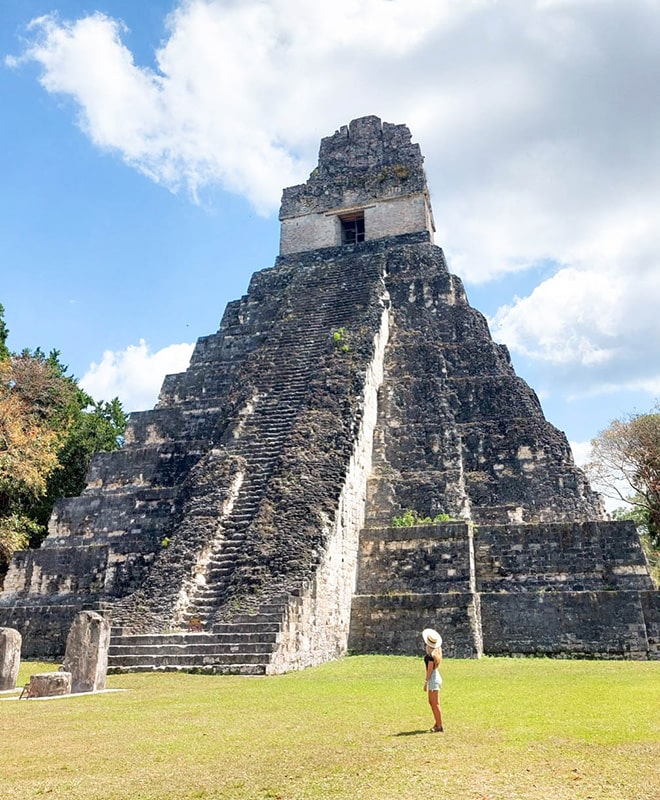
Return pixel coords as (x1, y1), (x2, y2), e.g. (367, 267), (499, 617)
(6, 612), (111, 698)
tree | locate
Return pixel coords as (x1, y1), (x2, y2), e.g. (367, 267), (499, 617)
(32, 396), (126, 541)
(0, 353), (72, 568)
(0, 334), (126, 575)
(587, 404), (660, 547)
(0, 304), (9, 361)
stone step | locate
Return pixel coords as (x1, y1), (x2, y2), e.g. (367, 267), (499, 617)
(227, 510), (259, 520)
(208, 550), (242, 564)
(108, 651), (268, 667)
(185, 603), (220, 615)
(107, 661), (267, 676)
(206, 553), (236, 563)
(208, 538), (243, 549)
(107, 623), (279, 673)
(193, 588), (228, 599)
(110, 631), (277, 646)
(234, 490), (263, 500)
(230, 611), (286, 625)
(203, 564), (231, 574)
(110, 641), (274, 656)
(212, 621), (281, 634)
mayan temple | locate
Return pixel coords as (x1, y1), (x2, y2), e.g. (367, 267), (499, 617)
(1, 116), (657, 670)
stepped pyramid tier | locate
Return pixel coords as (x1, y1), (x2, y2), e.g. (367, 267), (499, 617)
(0, 116), (657, 668)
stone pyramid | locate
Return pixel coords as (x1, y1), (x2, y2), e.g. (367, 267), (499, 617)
(1, 116), (656, 669)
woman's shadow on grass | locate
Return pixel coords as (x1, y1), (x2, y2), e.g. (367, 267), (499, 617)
(392, 729), (431, 737)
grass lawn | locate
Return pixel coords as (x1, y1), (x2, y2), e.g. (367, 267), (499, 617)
(1, 655), (658, 800)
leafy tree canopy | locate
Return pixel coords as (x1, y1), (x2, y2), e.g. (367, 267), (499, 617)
(0, 303), (9, 361)
(587, 403), (660, 547)
(0, 305), (126, 574)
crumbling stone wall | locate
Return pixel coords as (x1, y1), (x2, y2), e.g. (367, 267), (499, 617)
(474, 521), (654, 593)
(474, 520), (657, 658)
(348, 522), (483, 659)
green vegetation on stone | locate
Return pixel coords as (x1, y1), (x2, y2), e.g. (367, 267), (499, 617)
(392, 508), (454, 527)
(332, 327), (350, 352)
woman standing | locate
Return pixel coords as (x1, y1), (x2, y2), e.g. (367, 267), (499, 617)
(422, 628), (443, 732)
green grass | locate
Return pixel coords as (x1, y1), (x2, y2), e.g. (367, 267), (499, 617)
(1, 656), (658, 800)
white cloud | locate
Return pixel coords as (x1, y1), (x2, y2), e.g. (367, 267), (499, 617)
(8, 0), (660, 399)
(9, 2), (476, 211)
(80, 340), (194, 413)
(491, 267), (624, 366)
(568, 440), (591, 467)
(569, 439), (626, 514)
(489, 237), (660, 393)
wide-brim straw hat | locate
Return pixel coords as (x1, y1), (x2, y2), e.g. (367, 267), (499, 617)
(422, 628), (442, 648)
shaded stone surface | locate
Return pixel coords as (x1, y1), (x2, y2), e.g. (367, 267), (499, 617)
(480, 590), (652, 659)
(0, 627), (21, 690)
(63, 610), (110, 693)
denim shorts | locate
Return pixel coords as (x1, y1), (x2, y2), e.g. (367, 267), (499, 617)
(428, 670), (442, 692)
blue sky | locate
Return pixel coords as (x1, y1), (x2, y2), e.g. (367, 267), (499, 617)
(2, 0), (659, 477)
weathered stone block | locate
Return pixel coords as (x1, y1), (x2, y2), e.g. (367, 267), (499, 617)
(348, 592), (482, 659)
(63, 610), (111, 693)
(474, 521), (654, 593)
(0, 627), (21, 690)
(355, 523), (474, 595)
(29, 671), (71, 697)
(480, 590), (651, 659)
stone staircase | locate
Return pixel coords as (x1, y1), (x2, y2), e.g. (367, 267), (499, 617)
(106, 250), (386, 671)
(108, 605), (286, 675)
(180, 388), (310, 627)
(178, 304), (342, 629)
(173, 257), (378, 631)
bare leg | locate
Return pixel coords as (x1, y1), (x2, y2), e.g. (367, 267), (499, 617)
(428, 689), (443, 731)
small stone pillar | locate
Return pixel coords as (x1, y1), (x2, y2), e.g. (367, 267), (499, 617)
(63, 610), (111, 693)
(0, 627), (22, 691)
(29, 671), (72, 697)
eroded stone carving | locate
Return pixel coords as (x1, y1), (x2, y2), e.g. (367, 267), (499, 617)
(0, 627), (21, 690)
(28, 671), (71, 698)
(63, 610), (110, 693)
